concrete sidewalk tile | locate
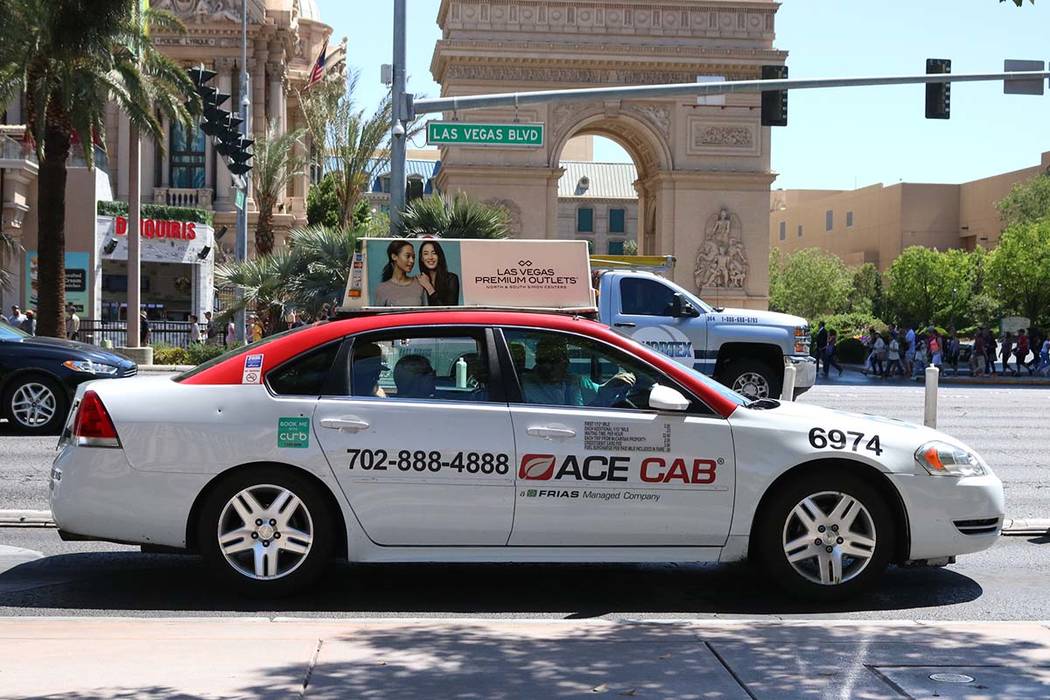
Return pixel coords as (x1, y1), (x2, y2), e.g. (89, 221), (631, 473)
(874, 665), (1050, 699)
(305, 633), (750, 699)
(0, 637), (316, 698)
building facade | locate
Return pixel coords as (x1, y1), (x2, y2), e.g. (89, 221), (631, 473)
(770, 151), (1050, 270)
(0, 0), (332, 322)
(430, 0), (786, 309)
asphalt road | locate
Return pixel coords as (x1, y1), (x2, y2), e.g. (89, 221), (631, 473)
(0, 527), (1048, 620)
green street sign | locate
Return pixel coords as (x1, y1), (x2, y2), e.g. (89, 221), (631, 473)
(277, 417), (310, 449)
(427, 121), (544, 148)
(235, 189), (246, 211)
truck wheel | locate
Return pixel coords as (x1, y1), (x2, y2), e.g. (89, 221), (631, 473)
(755, 469), (895, 600)
(721, 360), (781, 400)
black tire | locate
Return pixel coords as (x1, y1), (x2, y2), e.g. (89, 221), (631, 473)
(2, 374), (68, 435)
(719, 359), (782, 400)
(754, 469), (896, 601)
(197, 466), (335, 597)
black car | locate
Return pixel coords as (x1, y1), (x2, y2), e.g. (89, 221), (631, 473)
(0, 323), (137, 434)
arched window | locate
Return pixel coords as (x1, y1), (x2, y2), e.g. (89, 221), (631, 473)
(169, 123), (206, 188)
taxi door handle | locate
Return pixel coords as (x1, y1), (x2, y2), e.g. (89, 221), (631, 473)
(320, 416), (370, 432)
(614, 322), (636, 328)
(527, 425), (577, 439)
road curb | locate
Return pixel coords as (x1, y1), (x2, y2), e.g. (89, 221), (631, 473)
(0, 510), (55, 528)
(1001, 518), (1050, 536)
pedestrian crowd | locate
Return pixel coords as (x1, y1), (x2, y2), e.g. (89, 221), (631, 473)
(812, 320), (1050, 379)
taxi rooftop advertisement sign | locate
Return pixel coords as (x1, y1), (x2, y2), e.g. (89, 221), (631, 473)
(426, 121), (544, 148)
(342, 239), (594, 312)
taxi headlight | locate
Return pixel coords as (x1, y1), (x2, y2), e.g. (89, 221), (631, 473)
(915, 440), (986, 477)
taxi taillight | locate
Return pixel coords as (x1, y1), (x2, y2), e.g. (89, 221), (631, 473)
(72, 390), (121, 448)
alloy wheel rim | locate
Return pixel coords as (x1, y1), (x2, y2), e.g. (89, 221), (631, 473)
(11, 382), (57, 427)
(782, 490), (877, 586)
(733, 371), (769, 399)
(217, 484), (314, 581)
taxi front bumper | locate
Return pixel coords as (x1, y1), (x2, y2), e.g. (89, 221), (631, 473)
(890, 472), (1005, 561)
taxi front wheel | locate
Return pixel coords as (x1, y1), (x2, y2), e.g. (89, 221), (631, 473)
(197, 467), (335, 597)
(755, 470), (895, 601)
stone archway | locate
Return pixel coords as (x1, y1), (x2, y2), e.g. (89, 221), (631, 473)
(549, 106), (673, 255)
(431, 0), (785, 309)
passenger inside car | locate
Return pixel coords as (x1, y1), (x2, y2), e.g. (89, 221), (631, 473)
(351, 342), (388, 398)
(393, 355), (437, 399)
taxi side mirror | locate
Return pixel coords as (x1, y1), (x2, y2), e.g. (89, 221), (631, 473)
(649, 384), (691, 412)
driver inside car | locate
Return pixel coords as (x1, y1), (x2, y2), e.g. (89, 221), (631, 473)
(520, 336), (636, 407)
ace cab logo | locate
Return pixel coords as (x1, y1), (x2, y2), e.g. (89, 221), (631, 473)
(519, 454), (717, 485)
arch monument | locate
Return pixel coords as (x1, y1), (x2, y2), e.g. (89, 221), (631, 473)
(431, 0), (786, 309)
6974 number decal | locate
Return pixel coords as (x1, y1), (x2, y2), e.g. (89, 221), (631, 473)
(808, 427), (883, 456)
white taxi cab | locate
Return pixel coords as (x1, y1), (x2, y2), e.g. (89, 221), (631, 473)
(50, 308), (1004, 599)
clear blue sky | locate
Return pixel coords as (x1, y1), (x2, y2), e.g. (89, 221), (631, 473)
(317, 0), (1050, 190)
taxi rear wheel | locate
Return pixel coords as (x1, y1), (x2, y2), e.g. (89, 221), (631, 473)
(756, 470), (895, 600)
(197, 467), (335, 597)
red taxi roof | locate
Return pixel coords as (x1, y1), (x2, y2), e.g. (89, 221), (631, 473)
(180, 311), (739, 418)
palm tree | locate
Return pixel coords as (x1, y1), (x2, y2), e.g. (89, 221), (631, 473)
(400, 194), (510, 240)
(251, 121), (306, 256)
(215, 225), (369, 333)
(0, 0), (198, 336)
(0, 231), (21, 292)
(300, 71), (393, 227)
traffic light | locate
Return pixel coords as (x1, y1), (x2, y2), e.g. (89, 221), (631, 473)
(761, 65), (788, 127)
(185, 64), (254, 176)
(227, 138), (254, 175)
(926, 58), (951, 119)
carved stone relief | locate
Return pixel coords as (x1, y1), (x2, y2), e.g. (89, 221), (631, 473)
(153, 0), (241, 23)
(624, 103), (671, 142)
(687, 118), (760, 157)
(694, 208), (749, 290)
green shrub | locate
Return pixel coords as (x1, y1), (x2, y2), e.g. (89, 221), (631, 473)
(835, 337), (868, 364)
(811, 312), (888, 342)
(97, 200), (213, 225)
(152, 345), (189, 365)
(185, 343), (234, 366)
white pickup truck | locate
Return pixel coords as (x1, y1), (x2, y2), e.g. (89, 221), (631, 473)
(593, 264), (816, 399)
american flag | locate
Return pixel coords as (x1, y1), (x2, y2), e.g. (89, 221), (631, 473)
(306, 39), (329, 89)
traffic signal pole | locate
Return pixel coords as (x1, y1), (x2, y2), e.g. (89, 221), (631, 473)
(389, 0), (407, 233)
(234, 0), (250, 344)
(390, 68), (1050, 212)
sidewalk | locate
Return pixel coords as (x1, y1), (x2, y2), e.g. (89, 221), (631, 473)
(2, 617), (1049, 698)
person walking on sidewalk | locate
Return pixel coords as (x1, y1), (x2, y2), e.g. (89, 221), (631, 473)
(1001, 332), (1014, 376)
(872, 333), (886, 378)
(945, 329), (960, 376)
(815, 321), (827, 375)
(1015, 329), (1031, 376)
(984, 328), (998, 375)
(904, 326), (916, 376)
(885, 333), (903, 377)
(972, 330), (985, 377)
(913, 336), (927, 376)
(1027, 328), (1044, 374)
(823, 330), (844, 377)
(927, 327), (943, 370)
(1037, 336), (1050, 376)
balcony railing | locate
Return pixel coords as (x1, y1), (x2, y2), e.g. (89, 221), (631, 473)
(153, 187), (213, 210)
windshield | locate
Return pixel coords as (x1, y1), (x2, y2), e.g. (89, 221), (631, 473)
(174, 322), (326, 381)
(679, 363), (750, 407)
(0, 323), (27, 340)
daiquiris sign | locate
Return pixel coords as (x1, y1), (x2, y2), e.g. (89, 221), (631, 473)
(426, 121), (544, 148)
(95, 216), (213, 265)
